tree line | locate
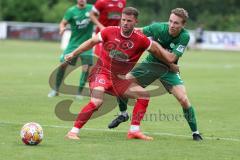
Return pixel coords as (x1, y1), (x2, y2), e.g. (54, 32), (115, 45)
(1, 0), (240, 31)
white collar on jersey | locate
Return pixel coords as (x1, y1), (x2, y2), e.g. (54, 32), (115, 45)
(120, 28), (134, 38)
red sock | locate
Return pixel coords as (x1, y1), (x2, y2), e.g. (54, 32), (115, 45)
(131, 99), (149, 125)
(74, 102), (97, 129)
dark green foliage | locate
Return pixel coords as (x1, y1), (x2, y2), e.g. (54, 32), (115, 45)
(1, 0), (240, 31)
(1, 0), (46, 22)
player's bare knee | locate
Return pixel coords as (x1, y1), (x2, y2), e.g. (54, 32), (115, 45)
(90, 99), (103, 108)
(82, 65), (89, 72)
(137, 90), (150, 99)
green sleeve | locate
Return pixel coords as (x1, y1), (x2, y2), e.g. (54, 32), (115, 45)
(142, 23), (161, 37)
(63, 8), (72, 22)
(172, 33), (190, 57)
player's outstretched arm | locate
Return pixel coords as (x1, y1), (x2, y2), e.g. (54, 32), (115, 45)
(64, 35), (100, 62)
(90, 11), (105, 31)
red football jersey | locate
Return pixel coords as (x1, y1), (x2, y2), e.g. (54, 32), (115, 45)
(95, 26), (152, 75)
(92, 0), (126, 33)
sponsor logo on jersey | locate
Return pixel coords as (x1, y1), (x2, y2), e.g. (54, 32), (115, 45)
(176, 45), (186, 53)
(108, 12), (121, 20)
(109, 50), (129, 62)
(75, 18), (91, 29)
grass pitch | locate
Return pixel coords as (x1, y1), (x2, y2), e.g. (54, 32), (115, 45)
(0, 40), (240, 160)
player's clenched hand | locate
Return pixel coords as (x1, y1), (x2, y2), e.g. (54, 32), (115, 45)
(64, 54), (74, 62)
(169, 64), (180, 73)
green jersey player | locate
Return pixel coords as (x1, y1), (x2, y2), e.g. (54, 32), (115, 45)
(109, 8), (203, 141)
(48, 0), (94, 99)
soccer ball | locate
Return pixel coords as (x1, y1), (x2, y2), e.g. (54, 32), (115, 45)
(20, 122), (43, 145)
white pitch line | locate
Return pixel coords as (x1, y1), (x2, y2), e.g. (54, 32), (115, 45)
(1, 121), (240, 142)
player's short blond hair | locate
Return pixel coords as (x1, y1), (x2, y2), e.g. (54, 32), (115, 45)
(171, 8), (189, 23)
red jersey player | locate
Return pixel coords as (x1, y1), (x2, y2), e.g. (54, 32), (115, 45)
(90, 0), (126, 56)
(90, 0), (126, 32)
(64, 7), (173, 141)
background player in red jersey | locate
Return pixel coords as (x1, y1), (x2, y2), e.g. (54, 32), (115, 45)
(90, 0), (126, 56)
(64, 7), (175, 141)
(90, 0), (126, 32)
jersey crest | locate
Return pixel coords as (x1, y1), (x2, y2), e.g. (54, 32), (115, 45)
(118, 2), (124, 8)
(176, 45), (186, 52)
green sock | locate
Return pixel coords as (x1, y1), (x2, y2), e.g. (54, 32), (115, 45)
(78, 71), (89, 94)
(183, 106), (198, 132)
(55, 66), (66, 91)
(117, 97), (128, 112)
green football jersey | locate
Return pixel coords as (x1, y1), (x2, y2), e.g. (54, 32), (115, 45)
(63, 4), (93, 53)
(143, 22), (190, 64)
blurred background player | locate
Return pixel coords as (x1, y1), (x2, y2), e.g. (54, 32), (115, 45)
(64, 7), (177, 141)
(90, 0), (126, 56)
(194, 23), (204, 48)
(48, 0), (94, 99)
(109, 8), (203, 141)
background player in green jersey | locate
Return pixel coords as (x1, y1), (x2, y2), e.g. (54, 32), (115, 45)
(48, 0), (94, 99)
(109, 8), (203, 141)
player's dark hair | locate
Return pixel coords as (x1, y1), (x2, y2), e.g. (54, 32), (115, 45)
(122, 7), (139, 18)
(171, 8), (189, 23)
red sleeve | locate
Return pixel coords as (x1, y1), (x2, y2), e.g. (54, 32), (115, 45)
(99, 27), (111, 42)
(94, 0), (105, 13)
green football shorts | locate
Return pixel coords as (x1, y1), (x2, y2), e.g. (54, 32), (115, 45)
(131, 62), (184, 92)
(60, 49), (93, 66)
